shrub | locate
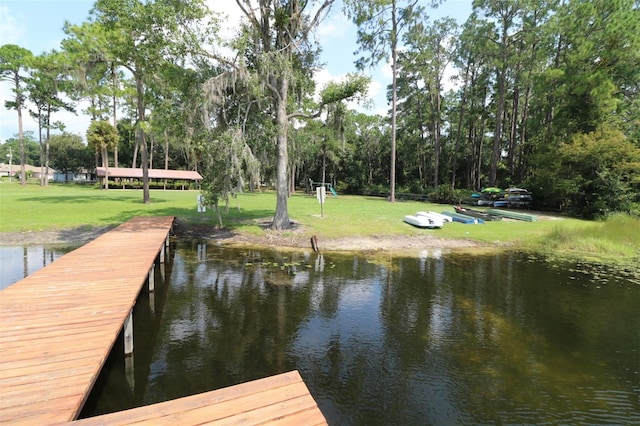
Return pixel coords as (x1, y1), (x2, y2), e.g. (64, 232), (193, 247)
(428, 184), (464, 204)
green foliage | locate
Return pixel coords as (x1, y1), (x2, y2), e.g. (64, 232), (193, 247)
(527, 213), (640, 262)
(319, 74), (370, 106)
(557, 126), (640, 218)
(49, 132), (92, 175)
(3, 0), (638, 225)
(428, 184), (465, 204)
(0, 44), (33, 104)
(198, 127), (260, 225)
(86, 120), (119, 152)
(0, 132), (40, 165)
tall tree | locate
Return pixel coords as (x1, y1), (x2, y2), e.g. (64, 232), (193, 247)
(224, 0), (367, 229)
(401, 17), (458, 188)
(0, 44), (33, 186)
(65, 0), (213, 203)
(344, 0), (441, 201)
(87, 120), (119, 189)
(473, 0), (522, 187)
(49, 132), (91, 182)
(28, 51), (75, 186)
(452, 14), (493, 189)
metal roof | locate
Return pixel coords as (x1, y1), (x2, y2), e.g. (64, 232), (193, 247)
(96, 167), (203, 181)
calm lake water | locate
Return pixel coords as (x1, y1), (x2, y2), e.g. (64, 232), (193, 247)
(3, 241), (639, 424)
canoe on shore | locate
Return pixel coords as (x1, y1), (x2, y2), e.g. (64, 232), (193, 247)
(453, 205), (502, 221)
(441, 211), (485, 224)
(416, 211), (453, 223)
(486, 209), (538, 222)
(403, 214), (443, 229)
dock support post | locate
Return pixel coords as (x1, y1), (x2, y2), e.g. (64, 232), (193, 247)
(124, 310), (134, 355)
(149, 291), (155, 316)
(148, 264), (155, 292)
(160, 244), (165, 264)
(125, 356), (135, 391)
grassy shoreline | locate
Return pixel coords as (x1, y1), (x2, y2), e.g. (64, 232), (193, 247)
(1, 183), (638, 268)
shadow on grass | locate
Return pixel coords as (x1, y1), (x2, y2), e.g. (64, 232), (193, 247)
(98, 206), (277, 236)
(17, 194), (171, 205)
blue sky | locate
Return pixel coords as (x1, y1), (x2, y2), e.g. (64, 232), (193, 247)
(0, 0), (473, 144)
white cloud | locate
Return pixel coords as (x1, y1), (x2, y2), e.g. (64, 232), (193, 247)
(206, 1), (245, 42)
(0, 5), (24, 46)
(367, 78), (382, 100)
(317, 11), (349, 40)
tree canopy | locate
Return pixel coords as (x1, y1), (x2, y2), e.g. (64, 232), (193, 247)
(2, 0), (638, 219)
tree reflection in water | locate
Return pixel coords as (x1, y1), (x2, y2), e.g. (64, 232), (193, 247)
(82, 241), (640, 425)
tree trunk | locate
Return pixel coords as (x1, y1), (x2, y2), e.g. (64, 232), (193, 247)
(136, 75), (150, 203)
(101, 146), (109, 190)
(508, 83), (520, 178)
(149, 133), (154, 169)
(289, 163), (296, 194)
(164, 129), (169, 169)
(15, 74), (26, 186)
(452, 62), (470, 188)
(44, 109), (51, 187)
(38, 115), (44, 187)
(271, 77), (290, 230)
(389, 0), (398, 202)
(433, 91), (441, 188)
(490, 67), (505, 187)
(132, 134), (139, 169)
(112, 63), (119, 168)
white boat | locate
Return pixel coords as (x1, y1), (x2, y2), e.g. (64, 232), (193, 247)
(416, 211), (453, 223)
(403, 214), (443, 229)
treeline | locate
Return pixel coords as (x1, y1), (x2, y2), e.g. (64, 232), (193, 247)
(1, 0), (638, 221)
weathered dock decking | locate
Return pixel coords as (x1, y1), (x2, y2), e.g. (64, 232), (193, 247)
(0, 216), (174, 425)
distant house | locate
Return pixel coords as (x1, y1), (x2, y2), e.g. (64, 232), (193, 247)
(0, 164), (13, 178)
(53, 170), (96, 183)
(0, 163), (55, 180)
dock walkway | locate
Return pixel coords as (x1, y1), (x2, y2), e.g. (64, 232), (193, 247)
(0, 217), (174, 424)
(0, 216), (326, 425)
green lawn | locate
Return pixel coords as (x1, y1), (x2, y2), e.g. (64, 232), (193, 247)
(1, 182), (638, 266)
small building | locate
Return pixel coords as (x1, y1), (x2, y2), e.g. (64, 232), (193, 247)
(0, 163), (13, 178)
(96, 167), (203, 189)
(0, 163), (54, 180)
(53, 170), (96, 183)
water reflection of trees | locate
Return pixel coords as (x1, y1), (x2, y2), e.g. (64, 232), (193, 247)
(122, 243), (639, 424)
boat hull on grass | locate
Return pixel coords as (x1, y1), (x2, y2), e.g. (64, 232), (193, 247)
(453, 205), (502, 221)
(404, 214), (443, 229)
(486, 209), (538, 222)
(416, 211), (453, 223)
(442, 211), (485, 224)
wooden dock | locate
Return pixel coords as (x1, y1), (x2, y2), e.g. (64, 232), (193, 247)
(0, 216), (174, 425)
(0, 216), (326, 425)
(66, 370), (326, 426)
